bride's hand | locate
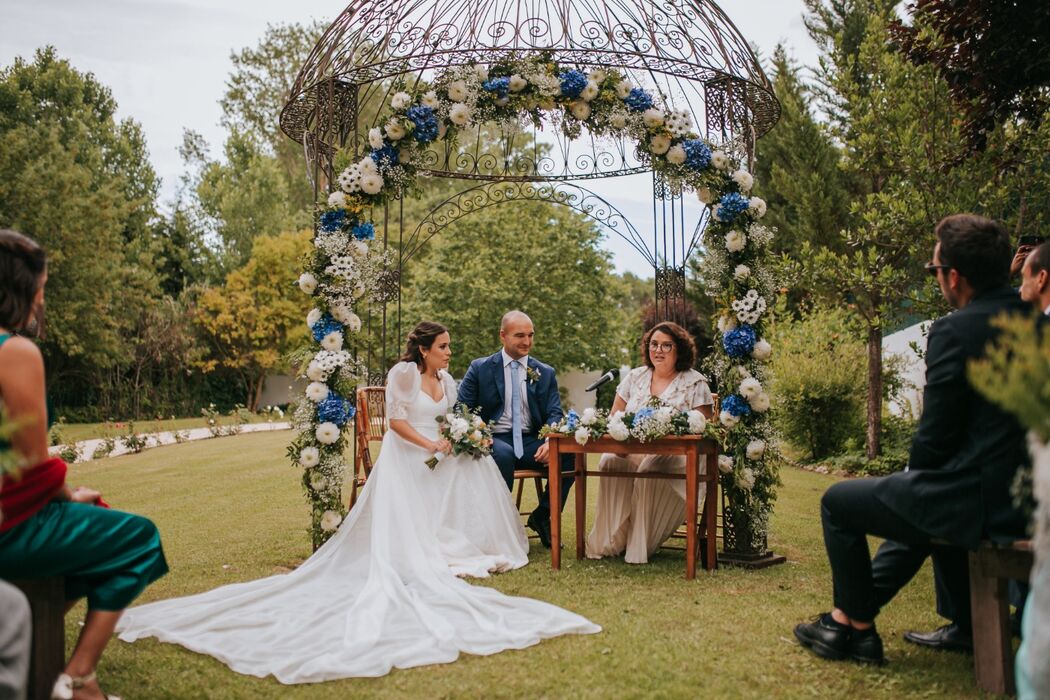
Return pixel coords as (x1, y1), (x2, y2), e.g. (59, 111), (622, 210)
(430, 439), (451, 454)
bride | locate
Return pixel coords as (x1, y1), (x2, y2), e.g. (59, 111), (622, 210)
(116, 321), (599, 683)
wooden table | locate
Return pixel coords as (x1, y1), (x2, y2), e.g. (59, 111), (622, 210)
(546, 434), (720, 579)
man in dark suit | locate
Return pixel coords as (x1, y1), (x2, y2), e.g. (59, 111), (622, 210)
(457, 310), (574, 548)
(794, 214), (1032, 665)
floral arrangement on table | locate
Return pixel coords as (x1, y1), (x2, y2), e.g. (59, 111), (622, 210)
(425, 404), (495, 469)
(540, 401), (714, 445)
(290, 50), (779, 548)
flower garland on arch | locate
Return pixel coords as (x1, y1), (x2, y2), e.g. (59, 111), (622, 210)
(291, 51), (778, 548)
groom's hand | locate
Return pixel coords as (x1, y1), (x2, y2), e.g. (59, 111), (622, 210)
(534, 440), (550, 464)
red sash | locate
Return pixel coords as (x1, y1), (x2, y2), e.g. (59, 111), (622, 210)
(0, 457), (67, 533)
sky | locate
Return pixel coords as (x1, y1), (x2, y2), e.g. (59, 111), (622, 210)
(1, 1), (819, 277)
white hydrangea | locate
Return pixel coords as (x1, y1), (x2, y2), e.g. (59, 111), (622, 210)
(314, 231), (349, 257)
(307, 308), (322, 328)
(717, 454), (734, 474)
(531, 73), (562, 97)
(615, 80), (633, 98)
(384, 120), (406, 141)
(752, 339), (772, 361)
(687, 410), (707, 434)
(733, 264), (751, 281)
(746, 440), (766, 460)
(391, 91), (411, 110)
(508, 74), (527, 92)
(360, 172), (384, 195)
(748, 223), (775, 247)
(732, 169), (754, 192)
(697, 187), (715, 205)
(642, 108), (665, 128)
(298, 272), (318, 295)
(608, 415), (630, 441)
(719, 411), (740, 429)
(449, 102), (472, 126)
(738, 467), (756, 491)
(327, 191), (348, 207)
(575, 427), (591, 445)
(305, 381), (329, 403)
(739, 377), (762, 400)
(749, 196), (767, 218)
(666, 144), (686, 165)
(320, 509), (343, 532)
(711, 150), (729, 170)
(570, 101), (592, 121)
(447, 80), (469, 102)
(321, 331), (344, 352)
(581, 408), (598, 426)
(298, 447), (320, 468)
(315, 422), (341, 445)
(649, 134), (671, 155)
(581, 80), (599, 102)
(724, 230), (746, 253)
(750, 392), (771, 413)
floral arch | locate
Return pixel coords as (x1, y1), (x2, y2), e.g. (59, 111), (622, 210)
(280, 0), (783, 564)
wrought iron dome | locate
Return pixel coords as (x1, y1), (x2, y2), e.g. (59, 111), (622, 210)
(280, 0), (779, 183)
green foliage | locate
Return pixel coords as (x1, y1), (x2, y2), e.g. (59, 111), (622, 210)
(119, 422), (148, 454)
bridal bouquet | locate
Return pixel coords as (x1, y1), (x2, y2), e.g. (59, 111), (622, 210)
(425, 403), (494, 469)
(541, 399), (709, 445)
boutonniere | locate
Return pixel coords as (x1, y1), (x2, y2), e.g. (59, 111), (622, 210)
(525, 366), (541, 385)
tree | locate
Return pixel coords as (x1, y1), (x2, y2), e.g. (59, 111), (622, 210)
(194, 230), (312, 409)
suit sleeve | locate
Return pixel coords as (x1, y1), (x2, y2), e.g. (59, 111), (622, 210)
(458, 360), (480, 410)
(908, 320), (968, 471)
(545, 368), (564, 426)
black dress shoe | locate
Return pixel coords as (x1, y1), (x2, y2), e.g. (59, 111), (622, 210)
(794, 613), (850, 661)
(526, 510), (552, 549)
(848, 626), (886, 665)
(903, 623), (973, 652)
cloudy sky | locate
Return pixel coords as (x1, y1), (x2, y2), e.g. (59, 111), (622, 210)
(1, 1), (819, 276)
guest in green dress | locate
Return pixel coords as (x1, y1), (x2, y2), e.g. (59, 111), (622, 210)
(0, 229), (168, 700)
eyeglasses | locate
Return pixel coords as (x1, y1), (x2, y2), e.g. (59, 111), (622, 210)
(648, 341), (675, 353)
(924, 262), (951, 277)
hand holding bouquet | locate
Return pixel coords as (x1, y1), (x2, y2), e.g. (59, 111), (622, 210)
(425, 403), (494, 469)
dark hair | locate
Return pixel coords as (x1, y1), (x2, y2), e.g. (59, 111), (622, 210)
(0, 229), (47, 332)
(1026, 241), (1050, 276)
(641, 321), (696, 372)
(400, 321), (449, 366)
(935, 214), (1011, 293)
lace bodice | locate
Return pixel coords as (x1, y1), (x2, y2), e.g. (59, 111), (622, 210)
(616, 367), (713, 413)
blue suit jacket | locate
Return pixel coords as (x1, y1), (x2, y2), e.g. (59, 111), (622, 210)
(457, 351), (564, 434)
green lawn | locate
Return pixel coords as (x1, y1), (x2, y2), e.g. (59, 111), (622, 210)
(66, 433), (989, 699)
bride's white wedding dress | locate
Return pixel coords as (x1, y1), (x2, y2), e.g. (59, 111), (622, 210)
(116, 362), (599, 683)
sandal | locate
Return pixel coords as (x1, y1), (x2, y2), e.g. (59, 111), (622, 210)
(51, 671), (122, 700)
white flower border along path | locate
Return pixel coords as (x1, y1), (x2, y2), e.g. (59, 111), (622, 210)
(290, 52), (781, 549)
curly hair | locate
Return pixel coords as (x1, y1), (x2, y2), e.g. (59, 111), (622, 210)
(399, 321), (449, 366)
(0, 229), (47, 333)
(641, 321), (696, 372)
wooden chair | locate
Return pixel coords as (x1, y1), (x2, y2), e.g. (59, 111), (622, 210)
(11, 577), (65, 700)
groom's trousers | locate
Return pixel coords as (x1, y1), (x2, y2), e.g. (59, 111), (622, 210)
(491, 432), (574, 514)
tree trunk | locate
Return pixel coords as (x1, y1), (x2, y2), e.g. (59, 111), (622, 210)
(866, 323), (883, 460)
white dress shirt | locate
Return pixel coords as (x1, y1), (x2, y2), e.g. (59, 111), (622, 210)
(491, 349), (532, 435)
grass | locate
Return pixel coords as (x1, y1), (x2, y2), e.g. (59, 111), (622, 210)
(54, 415), (278, 444)
(65, 432), (990, 699)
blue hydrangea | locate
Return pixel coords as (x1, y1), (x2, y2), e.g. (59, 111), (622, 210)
(682, 139), (712, 170)
(351, 222), (375, 241)
(482, 76), (511, 98)
(721, 394), (752, 417)
(319, 209), (346, 233)
(717, 192), (751, 223)
(722, 324), (757, 358)
(370, 144), (399, 170)
(559, 70), (587, 99)
(406, 105), (439, 144)
(311, 314), (343, 343)
(317, 393), (355, 426)
(565, 409), (580, 431)
(624, 87), (654, 112)
(634, 406), (656, 422)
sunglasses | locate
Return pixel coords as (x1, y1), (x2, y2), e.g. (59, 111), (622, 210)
(924, 262), (951, 277)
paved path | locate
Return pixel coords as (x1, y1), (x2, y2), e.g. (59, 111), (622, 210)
(49, 422), (292, 463)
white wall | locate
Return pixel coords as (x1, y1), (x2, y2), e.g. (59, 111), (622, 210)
(882, 321), (930, 418)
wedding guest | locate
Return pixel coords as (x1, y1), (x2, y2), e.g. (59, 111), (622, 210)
(0, 580), (30, 700)
(0, 229), (168, 700)
(1019, 241), (1050, 315)
(794, 214), (1032, 665)
(585, 321), (713, 564)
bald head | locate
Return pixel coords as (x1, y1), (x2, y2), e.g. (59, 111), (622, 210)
(499, 310), (534, 359)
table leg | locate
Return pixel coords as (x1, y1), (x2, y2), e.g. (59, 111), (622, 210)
(705, 452), (717, 571)
(549, 439), (561, 570)
(685, 446), (698, 580)
(575, 453), (586, 560)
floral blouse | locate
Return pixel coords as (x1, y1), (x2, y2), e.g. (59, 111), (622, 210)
(615, 366), (713, 413)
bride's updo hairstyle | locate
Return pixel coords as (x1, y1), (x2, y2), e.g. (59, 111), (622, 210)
(400, 321), (449, 366)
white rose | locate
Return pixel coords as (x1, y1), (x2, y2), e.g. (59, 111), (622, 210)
(738, 467), (756, 491)
(732, 169), (754, 192)
(749, 196), (767, 218)
(368, 127), (384, 149)
(575, 427), (591, 445)
(306, 381), (329, 403)
(307, 308), (322, 328)
(448, 102), (472, 126)
(608, 417), (630, 441)
(746, 440), (766, 460)
(391, 91), (411, 110)
(570, 101), (592, 121)
(327, 191), (348, 207)
(616, 80), (633, 98)
(751, 392), (771, 413)
(315, 422), (341, 445)
(649, 134), (671, 155)
(717, 454), (734, 474)
(588, 69), (606, 83)
(724, 230), (747, 253)
(739, 377), (762, 400)
(719, 411), (740, 429)
(581, 408), (598, 426)
(733, 264), (751, 281)
(508, 74), (527, 92)
(642, 108), (665, 128)
(384, 120), (406, 141)
(581, 80), (599, 102)
(711, 150), (729, 170)
(697, 186), (714, 205)
(298, 272), (318, 295)
(321, 331), (344, 352)
(666, 144), (686, 165)
(360, 173), (384, 195)
(610, 113), (627, 129)
(298, 446), (320, 468)
(306, 360), (325, 382)
(421, 90), (440, 108)
(320, 510), (343, 532)
(752, 339), (772, 360)
(474, 65), (488, 81)
(447, 80), (469, 102)
(687, 410), (707, 434)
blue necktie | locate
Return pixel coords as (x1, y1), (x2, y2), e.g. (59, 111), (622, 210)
(510, 360), (523, 458)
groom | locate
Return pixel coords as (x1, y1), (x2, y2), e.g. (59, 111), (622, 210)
(457, 310), (574, 548)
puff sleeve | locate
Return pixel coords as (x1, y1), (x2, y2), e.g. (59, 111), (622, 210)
(385, 362), (421, 420)
(683, 371), (714, 409)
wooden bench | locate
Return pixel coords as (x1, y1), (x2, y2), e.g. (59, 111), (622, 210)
(10, 577), (65, 700)
(969, 540), (1033, 696)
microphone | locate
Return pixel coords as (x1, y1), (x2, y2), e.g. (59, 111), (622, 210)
(585, 368), (619, 392)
